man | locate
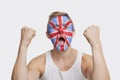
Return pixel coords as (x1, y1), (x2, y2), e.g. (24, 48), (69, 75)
(12, 11), (110, 80)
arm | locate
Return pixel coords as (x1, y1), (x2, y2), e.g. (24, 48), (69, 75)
(11, 27), (39, 80)
(83, 25), (110, 80)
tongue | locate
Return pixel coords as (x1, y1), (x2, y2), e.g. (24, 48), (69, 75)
(59, 40), (65, 44)
(59, 40), (64, 43)
(58, 37), (65, 45)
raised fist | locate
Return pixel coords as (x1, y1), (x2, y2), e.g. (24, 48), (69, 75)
(20, 27), (36, 46)
(83, 25), (100, 46)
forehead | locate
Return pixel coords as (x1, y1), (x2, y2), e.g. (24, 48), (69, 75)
(50, 16), (70, 24)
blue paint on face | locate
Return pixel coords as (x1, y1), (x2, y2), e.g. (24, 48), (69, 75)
(47, 15), (74, 51)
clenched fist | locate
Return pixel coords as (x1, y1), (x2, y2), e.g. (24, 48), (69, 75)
(83, 25), (100, 46)
(20, 27), (36, 46)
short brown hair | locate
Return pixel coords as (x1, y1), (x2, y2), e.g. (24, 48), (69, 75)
(47, 11), (75, 31)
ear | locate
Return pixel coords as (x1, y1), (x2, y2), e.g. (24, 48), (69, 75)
(72, 31), (75, 37)
(46, 32), (50, 39)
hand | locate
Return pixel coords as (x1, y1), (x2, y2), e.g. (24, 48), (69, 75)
(83, 25), (100, 46)
(20, 27), (36, 46)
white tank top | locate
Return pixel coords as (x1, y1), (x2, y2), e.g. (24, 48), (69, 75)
(40, 51), (87, 80)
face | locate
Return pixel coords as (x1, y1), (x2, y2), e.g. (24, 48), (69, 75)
(47, 15), (74, 51)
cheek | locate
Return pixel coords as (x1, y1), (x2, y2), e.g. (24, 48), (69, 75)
(48, 29), (56, 34)
(67, 37), (72, 44)
(51, 38), (56, 44)
(66, 25), (74, 32)
(51, 36), (58, 45)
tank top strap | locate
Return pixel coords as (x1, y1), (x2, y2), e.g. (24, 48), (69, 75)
(77, 52), (83, 65)
(45, 50), (55, 67)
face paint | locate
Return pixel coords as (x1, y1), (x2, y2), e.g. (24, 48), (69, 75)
(47, 15), (74, 51)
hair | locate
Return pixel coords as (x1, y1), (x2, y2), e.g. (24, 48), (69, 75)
(47, 11), (75, 31)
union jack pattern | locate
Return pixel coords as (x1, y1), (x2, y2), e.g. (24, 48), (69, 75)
(47, 15), (74, 51)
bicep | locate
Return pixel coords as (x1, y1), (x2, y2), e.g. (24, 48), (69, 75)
(27, 68), (40, 80)
(27, 59), (40, 80)
(83, 54), (93, 80)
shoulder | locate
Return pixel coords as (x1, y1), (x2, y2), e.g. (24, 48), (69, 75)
(27, 53), (46, 71)
(27, 53), (46, 78)
(28, 53), (46, 65)
(82, 53), (92, 63)
(81, 53), (93, 78)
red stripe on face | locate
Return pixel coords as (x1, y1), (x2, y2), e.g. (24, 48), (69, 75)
(65, 20), (72, 28)
(63, 32), (73, 36)
(49, 32), (59, 38)
(65, 36), (70, 46)
(49, 21), (58, 30)
(60, 45), (64, 51)
(54, 36), (58, 47)
(58, 16), (62, 28)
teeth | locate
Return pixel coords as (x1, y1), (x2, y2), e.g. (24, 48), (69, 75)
(60, 41), (64, 43)
(58, 35), (65, 45)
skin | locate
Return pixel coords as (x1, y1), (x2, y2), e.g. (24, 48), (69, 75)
(11, 25), (110, 80)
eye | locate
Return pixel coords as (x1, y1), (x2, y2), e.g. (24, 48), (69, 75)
(56, 24), (59, 27)
(63, 24), (67, 28)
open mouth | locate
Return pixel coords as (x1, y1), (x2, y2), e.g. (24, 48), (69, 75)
(58, 36), (65, 44)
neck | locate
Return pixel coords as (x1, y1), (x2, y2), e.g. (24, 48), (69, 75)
(51, 47), (74, 60)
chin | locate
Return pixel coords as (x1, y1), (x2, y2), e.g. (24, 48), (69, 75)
(55, 47), (69, 52)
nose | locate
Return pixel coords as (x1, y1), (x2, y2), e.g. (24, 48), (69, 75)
(59, 28), (63, 34)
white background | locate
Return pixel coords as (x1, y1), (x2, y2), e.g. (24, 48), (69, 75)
(0, 0), (120, 80)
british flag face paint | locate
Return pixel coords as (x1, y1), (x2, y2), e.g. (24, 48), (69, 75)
(47, 15), (74, 51)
